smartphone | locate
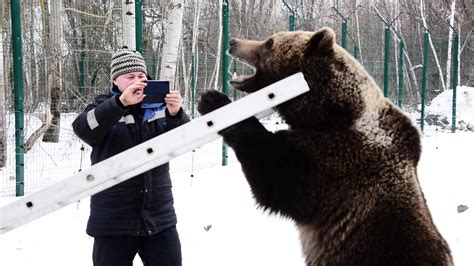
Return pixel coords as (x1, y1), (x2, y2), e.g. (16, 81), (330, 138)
(143, 80), (170, 107)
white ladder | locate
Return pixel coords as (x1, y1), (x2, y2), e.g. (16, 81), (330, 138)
(0, 73), (310, 234)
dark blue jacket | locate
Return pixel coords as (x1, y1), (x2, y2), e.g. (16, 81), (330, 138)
(72, 91), (190, 236)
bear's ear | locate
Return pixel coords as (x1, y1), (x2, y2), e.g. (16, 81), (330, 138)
(305, 27), (335, 57)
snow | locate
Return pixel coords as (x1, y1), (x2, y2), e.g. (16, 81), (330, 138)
(426, 86), (474, 128)
(0, 137), (305, 266)
(1, 88), (473, 266)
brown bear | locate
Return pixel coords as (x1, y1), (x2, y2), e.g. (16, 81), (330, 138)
(197, 27), (452, 265)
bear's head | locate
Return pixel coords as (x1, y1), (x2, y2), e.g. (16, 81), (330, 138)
(229, 27), (386, 130)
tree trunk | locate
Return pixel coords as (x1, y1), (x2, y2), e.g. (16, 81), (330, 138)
(445, 0), (456, 91)
(180, 45), (189, 100)
(458, 27), (470, 86)
(403, 46), (421, 105)
(28, 2), (38, 112)
(420, 0), (446, 92)
(187, 1), (201, 112)
(24, 0), (52, 151)
(0, 0), (6, 167)
(355, 9), (364, 65)
(211, 0), (223, 91)
(159, 0), (185, 91)
(43, 0), (62, 143)
(122, 0), (135, 50)
(25, 76), (52, 153)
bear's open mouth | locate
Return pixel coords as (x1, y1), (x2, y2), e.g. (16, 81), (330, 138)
(229, 74), (254, 90)
(229, 58), (257, 91)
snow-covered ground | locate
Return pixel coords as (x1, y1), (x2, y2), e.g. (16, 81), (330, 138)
(0, 87), (473, 265)
(427, 86), (474, 125)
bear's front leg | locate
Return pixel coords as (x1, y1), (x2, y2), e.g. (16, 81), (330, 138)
(197, 91), (312, 220)
(197, 90), (270, 143)
(197, 90), (267, 142)
(197, 89), (267, 143)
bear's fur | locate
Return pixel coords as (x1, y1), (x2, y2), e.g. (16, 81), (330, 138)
(197, 27), (452, 265)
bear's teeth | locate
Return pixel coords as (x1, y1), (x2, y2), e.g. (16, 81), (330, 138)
(230, 74), (252, 84)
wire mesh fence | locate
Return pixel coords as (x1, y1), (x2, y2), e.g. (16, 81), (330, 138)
(0, 0), (472, 197)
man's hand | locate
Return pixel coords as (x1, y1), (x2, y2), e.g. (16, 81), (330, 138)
(119, 79), (147, 106)
(165, 90), (183, 116)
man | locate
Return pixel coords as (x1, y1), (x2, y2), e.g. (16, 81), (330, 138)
(73, 48), (189, 266)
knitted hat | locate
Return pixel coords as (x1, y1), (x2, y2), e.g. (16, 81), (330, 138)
(110, 47), (147, 81)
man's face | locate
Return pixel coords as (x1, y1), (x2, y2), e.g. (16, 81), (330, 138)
(113, 71), (147, 92)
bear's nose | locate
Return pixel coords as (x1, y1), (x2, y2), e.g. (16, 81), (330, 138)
(229, 38), (237, 47)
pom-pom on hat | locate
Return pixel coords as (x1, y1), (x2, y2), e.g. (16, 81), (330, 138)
(110, 47), (147, 81)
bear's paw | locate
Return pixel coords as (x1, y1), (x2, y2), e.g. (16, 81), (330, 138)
(197, 90), (232, 115)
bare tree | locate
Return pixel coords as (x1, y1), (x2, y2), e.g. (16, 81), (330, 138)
(0, 0), (6, 167)
(42, 0), (62, 143)
(24, 0), (52, 152)
(355, 6), (364, 64)
(189, 0), (201, 104)
(24, 0), (63, 151)
(420, 0), (447, 92)
(445, 0), (456, 91)
(191, 1), (202, 83)
(210, 0), (223, 91)
(122, 0), (136, 49)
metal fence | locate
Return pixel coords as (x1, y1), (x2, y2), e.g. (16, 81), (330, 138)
(0, 0), (472, 197)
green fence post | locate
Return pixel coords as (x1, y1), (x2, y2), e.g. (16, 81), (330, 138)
(135, 0), (143, 53)
(451, 31), (459, 133)
(151, 53), (157, 80)
(374, 12), (403, 100)
(191, 53), (196, 119)
(11, 0), (25, 196)
(397, 40), (404, 107)
(420, 30), (429, 133)
(289, 13), (295, 31)
(332, 5), (362, 50)
(282, 0), (296, 31)
(383, 27), (390, 98)
(341, 22), (348, 49)
(353, 43), (359, 59)
(79, 52), (85, 93)
(347, 32), (358, 59)
(221, 0), (229, 166)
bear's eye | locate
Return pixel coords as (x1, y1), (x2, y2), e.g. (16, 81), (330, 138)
(264, 39), (273, 50)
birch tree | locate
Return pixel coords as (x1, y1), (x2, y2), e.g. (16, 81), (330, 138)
(159, 0), (185, 90)
(355, 7), (364, 64)
(122, 0), (135, 49)
(211, 0), (223, 91)
(190, 0), (201, 98)
(445, 0), (456, 91)
(0, 0), (6, 167)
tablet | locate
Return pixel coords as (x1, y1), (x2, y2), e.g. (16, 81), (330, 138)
(143, 80), (169, 107)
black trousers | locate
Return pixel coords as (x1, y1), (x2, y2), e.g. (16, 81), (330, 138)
(92, 226), (182, 266)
